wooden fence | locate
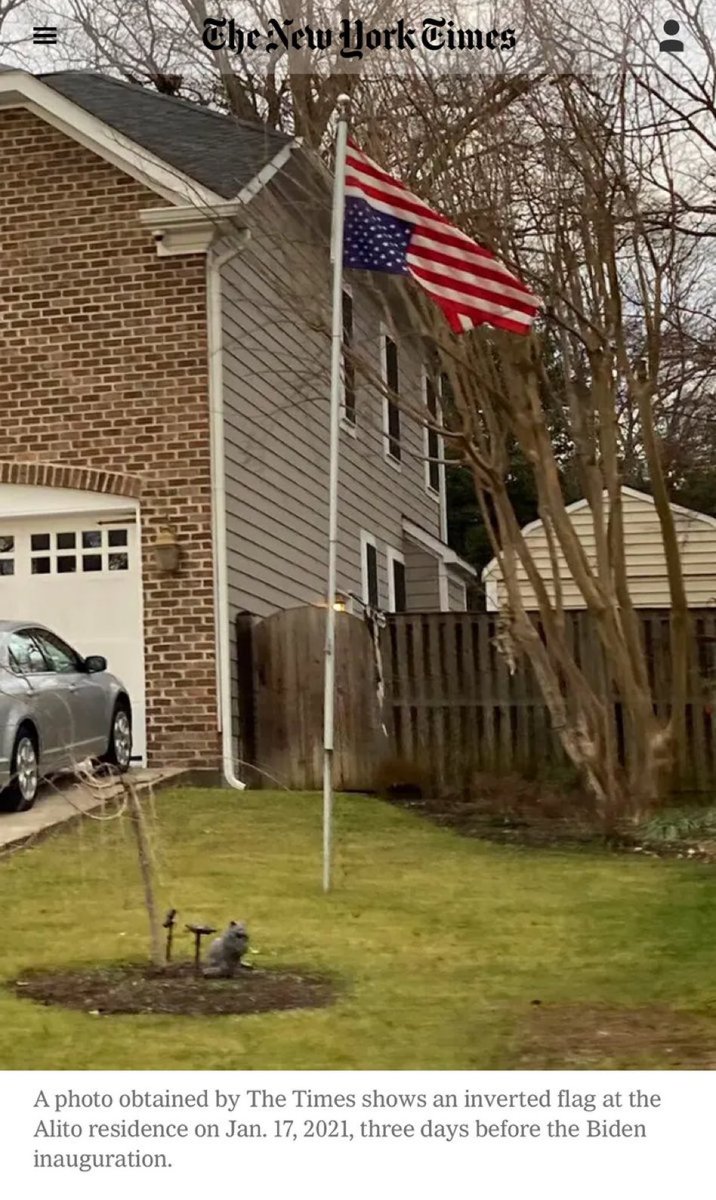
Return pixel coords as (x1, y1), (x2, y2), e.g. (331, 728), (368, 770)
(250, 605), (386, 790)
(245, 605), (716, 793)
(383, 609), (716, 792)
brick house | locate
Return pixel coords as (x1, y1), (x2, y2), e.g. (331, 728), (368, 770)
(0, 68), (475, 776)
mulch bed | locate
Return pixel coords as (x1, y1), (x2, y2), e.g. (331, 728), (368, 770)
(385, 792), (610, 850)
(510, 1001), (716, 1069)
(384, 792), (716, 861)
(9, 961), (336, 1017)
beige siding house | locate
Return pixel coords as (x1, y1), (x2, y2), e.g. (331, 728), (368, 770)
(483, 486), (716, 610)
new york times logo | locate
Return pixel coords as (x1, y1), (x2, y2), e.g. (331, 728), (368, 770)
(202, 16), (517, 58)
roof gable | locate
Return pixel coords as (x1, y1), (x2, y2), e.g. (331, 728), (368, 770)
(0, 69), (297, 207)
(482, 486), (716, 581)
(39, 72), (293, 202)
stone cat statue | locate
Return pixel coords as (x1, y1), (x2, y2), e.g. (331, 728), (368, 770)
(202, 921), (250, 979)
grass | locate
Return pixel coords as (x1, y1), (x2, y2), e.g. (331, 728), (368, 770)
(1, 786), (716, 1069)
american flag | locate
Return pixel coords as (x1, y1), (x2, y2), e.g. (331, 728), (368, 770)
(343, 141), (540, 336)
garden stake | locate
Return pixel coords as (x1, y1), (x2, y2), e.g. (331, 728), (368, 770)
(186, 924), (216, 976)
(163, 909), (177, 963)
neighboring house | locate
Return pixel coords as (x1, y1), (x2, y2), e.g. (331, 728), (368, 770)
(483, 486), (716, 611)
(0, 67), (473, 773)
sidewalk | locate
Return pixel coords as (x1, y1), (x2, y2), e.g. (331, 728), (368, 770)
(0, 767), (186, 853)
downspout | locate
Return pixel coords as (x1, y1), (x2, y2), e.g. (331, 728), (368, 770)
(206, 232), (251, 790)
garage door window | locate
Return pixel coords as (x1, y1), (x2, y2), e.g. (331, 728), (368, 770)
(30, 532), (50, 575)
(28, 529), (130, 574)
(0, 536), (14, 576)
(108, 529), (128, 571)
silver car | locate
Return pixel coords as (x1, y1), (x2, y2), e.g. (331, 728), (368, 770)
(0, 620), (132, 813)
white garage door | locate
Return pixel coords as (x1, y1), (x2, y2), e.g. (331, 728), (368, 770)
(0, 486), (146, 763)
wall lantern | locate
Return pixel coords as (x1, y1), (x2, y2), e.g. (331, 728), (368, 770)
(154, 526), (180, 574)
(314, 591), (351, 613)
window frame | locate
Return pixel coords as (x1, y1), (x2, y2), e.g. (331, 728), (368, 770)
(423, 367), (449, 542)
(380, 324), (402, 468)
(386, 547), (407, 613)
(423, 367), (442, 497)
(360, 530), (380, 609)
(339, 284), (357, 434)
(0, 533), (14, 577)
(27, 526), (131, 576)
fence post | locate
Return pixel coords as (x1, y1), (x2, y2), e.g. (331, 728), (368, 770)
(235, 610), (258, 787)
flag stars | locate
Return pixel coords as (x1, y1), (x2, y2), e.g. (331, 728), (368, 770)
(343, 197), (411, 275)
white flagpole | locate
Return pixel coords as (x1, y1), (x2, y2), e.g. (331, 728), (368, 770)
(323, 93), (351, 894)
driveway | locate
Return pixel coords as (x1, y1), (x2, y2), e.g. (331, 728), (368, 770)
(0, 767), (185, 852)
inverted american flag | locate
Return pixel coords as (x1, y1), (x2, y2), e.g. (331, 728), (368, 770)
(343, 141), (540, 336)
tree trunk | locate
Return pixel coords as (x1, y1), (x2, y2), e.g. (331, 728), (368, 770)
(125, 782), (164, 969)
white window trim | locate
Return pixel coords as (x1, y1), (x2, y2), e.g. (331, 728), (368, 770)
(386, 546), (405, 613)
(423, 366), (441, 500)
(360, 530), (379, 607)
(380, 322), (402, 470)
(423, 368), (448, 541)
(339, 282), (357, 437)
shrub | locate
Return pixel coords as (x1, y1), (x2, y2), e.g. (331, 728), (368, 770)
(373, 755), (432, 800)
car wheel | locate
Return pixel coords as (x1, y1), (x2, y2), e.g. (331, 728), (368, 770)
(100, 703), (132, 774)
(0, 727), (39, 813)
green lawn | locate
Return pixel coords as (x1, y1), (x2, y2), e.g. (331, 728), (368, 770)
(1, 786), (716, 1069)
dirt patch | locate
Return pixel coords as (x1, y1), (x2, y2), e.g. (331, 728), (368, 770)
(385, 786), (716, 861)
(386, 791), (604, 851)
(9, 962), (336, 1017)
(511, 1002), (716, 1068)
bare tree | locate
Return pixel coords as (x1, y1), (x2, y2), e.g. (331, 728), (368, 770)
(385, 71), (716, 821)
(185, 22), (716, 823)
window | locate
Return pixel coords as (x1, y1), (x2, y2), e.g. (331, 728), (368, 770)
(383, 334), (401, 463)
(7, 631), (49, 675)
(83, 529), (103, 573)
(425, 372), (441, 493)
(32, 629), (82, 673)
(108, 527), (129, 571)
(31, 531), (50, 575)
(360, 532), (379, 608)
(387, 549), (406, 613)
(341, 289), (356, 427)
(0, 535), (14, 577)
(28, 527), (130, 574)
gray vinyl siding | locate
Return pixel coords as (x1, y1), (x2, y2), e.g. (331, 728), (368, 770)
(447, 572), (467, 612)
(220, 179), (445, 623)
(403, 544), (441, 611)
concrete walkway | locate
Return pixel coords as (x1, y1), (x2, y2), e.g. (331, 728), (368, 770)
(0, 767), (186, 853)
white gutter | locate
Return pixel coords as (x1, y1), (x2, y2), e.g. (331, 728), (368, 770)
(206, 233), (251, 790)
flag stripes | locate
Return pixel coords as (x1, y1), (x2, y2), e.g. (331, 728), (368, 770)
(344, 142), (540, 335)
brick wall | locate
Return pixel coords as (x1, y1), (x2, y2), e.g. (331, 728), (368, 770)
(0, 108), (220, 768)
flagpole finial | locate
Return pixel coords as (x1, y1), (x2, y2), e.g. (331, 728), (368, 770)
(336, 92), (351, 119)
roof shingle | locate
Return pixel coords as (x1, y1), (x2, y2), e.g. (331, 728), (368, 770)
(39, 71), (293, 199)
